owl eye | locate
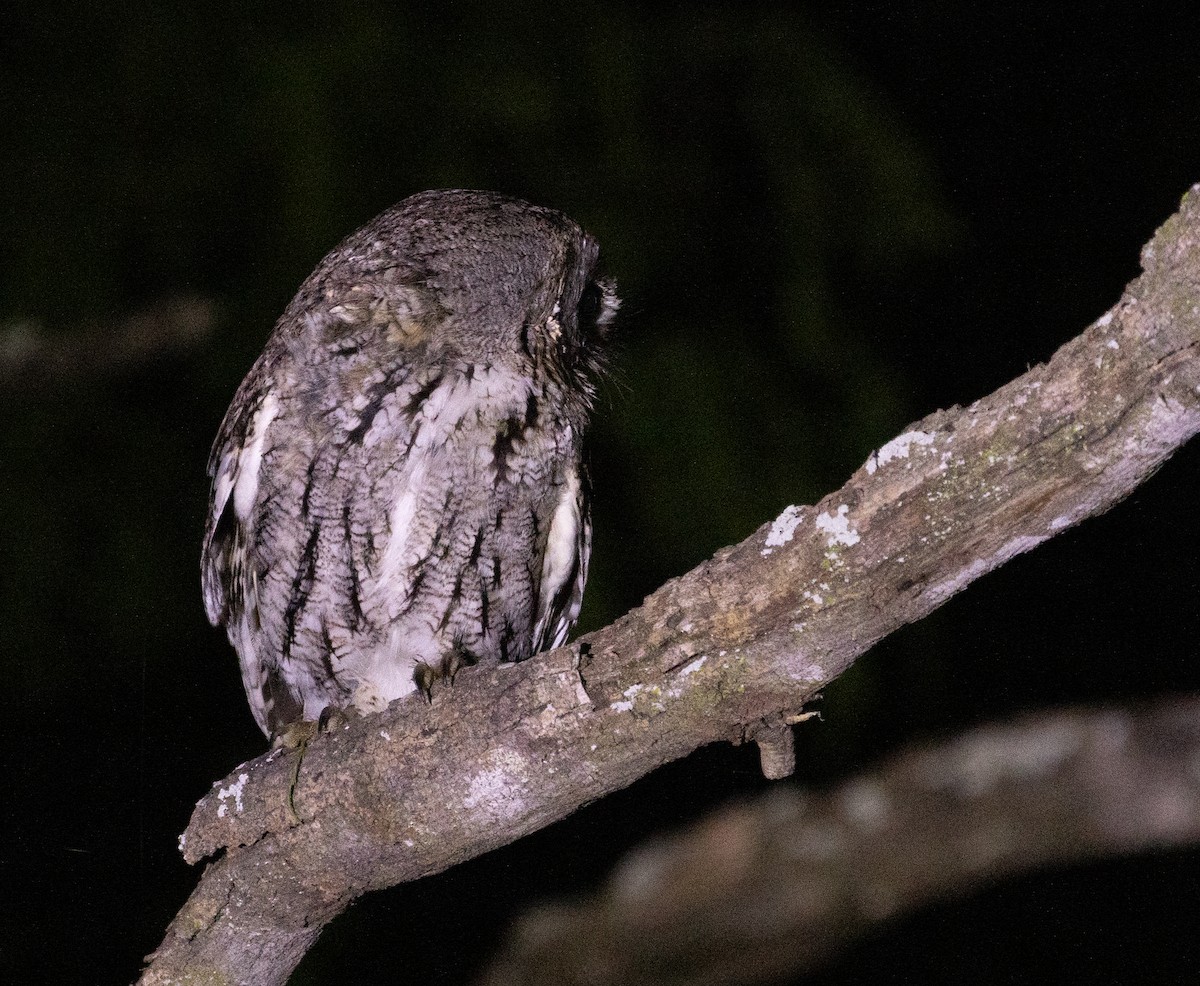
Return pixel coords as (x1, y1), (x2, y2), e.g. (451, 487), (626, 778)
(577, 282), (603, 322)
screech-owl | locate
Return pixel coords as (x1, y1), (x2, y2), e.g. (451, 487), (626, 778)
(201, 190), (618, 744)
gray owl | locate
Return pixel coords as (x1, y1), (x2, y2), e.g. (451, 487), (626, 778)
(201, 190), (618, 744)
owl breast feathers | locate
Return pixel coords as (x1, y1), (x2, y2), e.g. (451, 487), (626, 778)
(201, 190), (618, 743)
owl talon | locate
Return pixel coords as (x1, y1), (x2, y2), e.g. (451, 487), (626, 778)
(317, 705), (356, 733)
(277, 719), (320, 823)
(274, 719), (319, 750)
(442, 641), (479, 684)
(413, 662), (437, 703)
(413, 644), (478, 702)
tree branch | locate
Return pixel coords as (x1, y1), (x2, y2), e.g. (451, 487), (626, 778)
(0, 294), (216, 387)
(140, 185), (1200, 985)
(478, 696), (1200, 986)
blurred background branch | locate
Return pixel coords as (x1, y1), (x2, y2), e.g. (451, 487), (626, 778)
(480, 697), (1200, 986)
(0, 294), (217, 387)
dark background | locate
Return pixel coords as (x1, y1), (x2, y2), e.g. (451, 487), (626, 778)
(2, 3), (1198, 983)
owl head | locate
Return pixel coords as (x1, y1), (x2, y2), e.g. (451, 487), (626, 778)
(292, 189), (620, 401)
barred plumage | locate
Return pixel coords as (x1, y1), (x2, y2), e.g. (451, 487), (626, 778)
(202, 190), (618, 743)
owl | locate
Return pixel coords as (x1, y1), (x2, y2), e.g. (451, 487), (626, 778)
(201, 190), (618, 744)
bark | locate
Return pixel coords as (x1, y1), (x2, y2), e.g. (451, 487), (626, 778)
(140, 184), (1200, 985)
(479, 697), (1200, 986)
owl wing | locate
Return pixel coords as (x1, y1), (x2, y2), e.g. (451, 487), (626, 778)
(530, 465), (592, 653)
(201, 378), (280, 631)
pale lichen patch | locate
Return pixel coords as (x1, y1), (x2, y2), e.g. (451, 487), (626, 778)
(610, 682), (665, 714)
(216, 772), (249, 819)
(866, 430), (937, 474)
(464, 749), (530, 819)
(816, 504), (860, 549)
(663, 656), (709, 700)
(610, 682), (644, 712)
(786, 657), (829, 684)
(762, 504), (803, 555)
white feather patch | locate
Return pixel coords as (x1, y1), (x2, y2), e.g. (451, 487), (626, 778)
(377, 459), (426, 594)
(232, 393), (280, 521)
(533, 467), (583, 649)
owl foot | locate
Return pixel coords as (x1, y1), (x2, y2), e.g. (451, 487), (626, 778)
(413, 643), (480, 702)
(272, 705), (357, 749)
(275, 708), (357, 822)
(274, 719), (319, 750)
(317, 704), (358, 734)
(279, 723), (317, 823)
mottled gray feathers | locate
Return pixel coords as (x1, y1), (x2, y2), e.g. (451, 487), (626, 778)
(202, 190), (617, 742)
